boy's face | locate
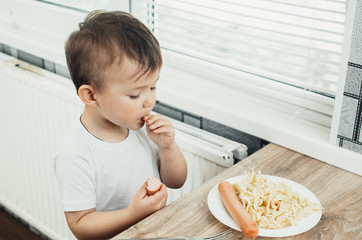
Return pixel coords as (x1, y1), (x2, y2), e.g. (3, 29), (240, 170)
(94, 57), (159, 131)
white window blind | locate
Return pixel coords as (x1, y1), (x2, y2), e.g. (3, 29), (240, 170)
(132, 0), (348, 127)
(36, 0), (107, 11)
(35, 0), (128, 12)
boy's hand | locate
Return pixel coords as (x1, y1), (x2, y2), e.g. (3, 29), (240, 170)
(127, 181), (168, 221)
(143, 114), (175, 149)
(64, 181), (167, 239)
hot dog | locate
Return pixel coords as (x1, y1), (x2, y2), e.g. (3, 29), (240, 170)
(218, 181), (258, 239)
(146, 176), (162, 195)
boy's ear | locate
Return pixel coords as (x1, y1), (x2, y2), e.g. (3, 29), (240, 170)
(78, 85), (98, 107)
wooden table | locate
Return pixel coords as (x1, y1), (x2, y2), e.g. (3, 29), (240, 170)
(113, 143), (362, 240)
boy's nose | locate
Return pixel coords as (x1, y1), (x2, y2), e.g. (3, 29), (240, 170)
(143, 97), (154, 109)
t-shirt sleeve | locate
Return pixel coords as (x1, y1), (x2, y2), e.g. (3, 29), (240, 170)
(54, 154), (96, 212)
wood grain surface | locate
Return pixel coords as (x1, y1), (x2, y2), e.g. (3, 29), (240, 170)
(112, 143), (362, 240)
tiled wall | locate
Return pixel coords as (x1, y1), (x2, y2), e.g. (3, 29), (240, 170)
(337, 0), (362, 154)
(0, 43), (267, 157)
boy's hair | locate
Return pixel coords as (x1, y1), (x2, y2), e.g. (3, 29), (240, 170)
(65, 10), (162, 93)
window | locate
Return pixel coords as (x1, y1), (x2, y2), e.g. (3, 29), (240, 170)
(143, 0), (346, 97)
(0, 0), (128, 65)
(132, 0), (347, 128)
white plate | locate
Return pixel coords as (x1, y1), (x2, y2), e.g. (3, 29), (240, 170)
(207, 175), (322, 237)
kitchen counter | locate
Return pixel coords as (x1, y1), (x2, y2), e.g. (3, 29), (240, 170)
(113, 143), (362, 240)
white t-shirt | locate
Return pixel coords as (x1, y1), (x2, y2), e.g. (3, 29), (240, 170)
(53, 118), (160, 212)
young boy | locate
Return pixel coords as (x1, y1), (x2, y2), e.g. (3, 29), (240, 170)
(53, 10), (187, 239)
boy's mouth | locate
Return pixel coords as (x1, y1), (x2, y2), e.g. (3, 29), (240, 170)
(142, 114), (151, 121)
(140, 115), (149, 124)
(139, 114), (151, 126)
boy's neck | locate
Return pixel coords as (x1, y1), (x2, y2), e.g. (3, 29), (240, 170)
(80, 107), (129, 143)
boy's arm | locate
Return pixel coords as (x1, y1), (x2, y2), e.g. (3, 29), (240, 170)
(65, 208), (136, 240)
(65, 182), (167, 240)
(158, 142), (187, 188)
(144, 114), (187, 188)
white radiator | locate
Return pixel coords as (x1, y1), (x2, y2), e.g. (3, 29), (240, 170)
(0, 53), (247, 240)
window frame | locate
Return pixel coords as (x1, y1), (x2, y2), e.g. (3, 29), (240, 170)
(0, 0), (360, 175)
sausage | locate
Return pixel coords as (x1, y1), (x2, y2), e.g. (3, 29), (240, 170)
(146, 177), (162, 195)
(218, 181), (259, 239)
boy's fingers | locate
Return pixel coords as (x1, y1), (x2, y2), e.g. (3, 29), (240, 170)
(149, 123), (173, 132)
(147, 119), (169, 130)
(145, 183), (168, 209)
(150, 126), (173, 135)
(135, 182), (148, 199)
(152, 184), (168, 201)
(145, 114), (163, 124)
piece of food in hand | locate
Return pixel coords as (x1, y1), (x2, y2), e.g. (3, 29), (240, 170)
(146, 177), (162, 195)
(218, 181), (259, 239)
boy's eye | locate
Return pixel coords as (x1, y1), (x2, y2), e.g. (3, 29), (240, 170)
(150, 86), (156, 90)
(129, 95), (140, 99)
